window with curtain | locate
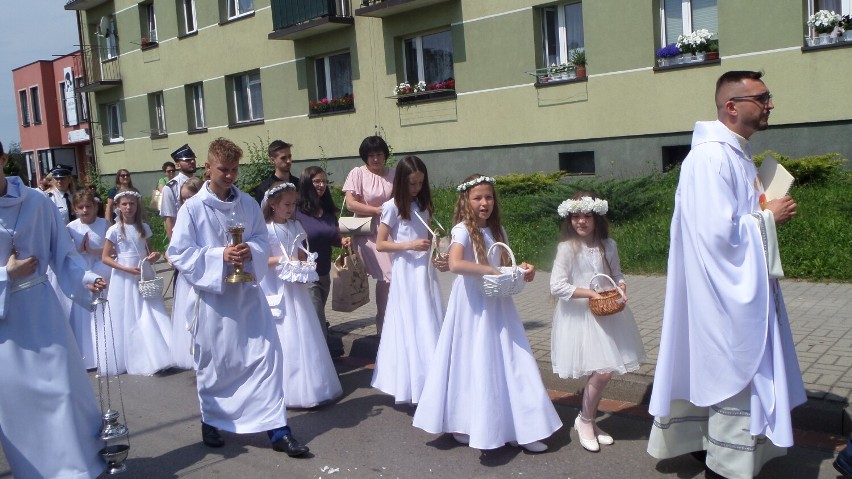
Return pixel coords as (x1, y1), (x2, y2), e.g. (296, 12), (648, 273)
(105, 17), (118, 59)
(227, 0), (254, 19)
(403, 30), (454, 88)
(812, 0), (850, 14)
(661, 0), (717, 45)
(187, 83), (206, 129)
(150, 91), (166, 135)
(232, 71), (263, 123)
(19, 90), (30, 126)
(541, 2), (585, 67)
(30, 87), (41, 124)
(314, 52), (354, 112)
(105, 102), (123, 143)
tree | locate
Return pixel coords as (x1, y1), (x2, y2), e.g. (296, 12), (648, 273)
(3, 142), (24, 179)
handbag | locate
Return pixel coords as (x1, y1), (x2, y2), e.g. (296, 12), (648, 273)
(588, 273), (626, 316)
(338, 198), (373, 236)
(149, 189), (162, 210)
(413, 210), (449, 272)
(277, 232), (319, 283)
(137, 257), (164, 299)
(331, 246), (370, 312)
(479, 242), (527, 297)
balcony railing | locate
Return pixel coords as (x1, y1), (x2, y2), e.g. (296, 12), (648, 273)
(355, 0), (454, 18)
(64, 0), (112, 10)
(270, 0), (352, 37)
(74, 46), (122, 92)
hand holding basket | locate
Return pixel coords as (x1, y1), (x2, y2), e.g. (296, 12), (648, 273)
(278, 233), (319, 283)
(588, 273), (626, 316)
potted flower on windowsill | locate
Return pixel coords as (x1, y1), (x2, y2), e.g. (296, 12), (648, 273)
(808, 10), (841, 45)
(570, 49), (586, 78)
(677, 29), (713, 62)
(705, 39), (720, 60)
(656, 44), (680, 67)
(841, 14), (852, 42)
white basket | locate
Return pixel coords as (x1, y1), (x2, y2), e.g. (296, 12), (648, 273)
(137, 258), (164, 299)
(278, 233), (319, 283)
(480, 242), (526, 297)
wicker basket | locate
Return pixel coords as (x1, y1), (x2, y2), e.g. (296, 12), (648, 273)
(480, 242), (527, 297)
(588, 273), (626, 316)
(279, 233), (319, 283)
(137, 258), (164, 299)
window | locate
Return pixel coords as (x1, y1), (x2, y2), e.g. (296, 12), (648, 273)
(182, 0), (197, 34)
(76, 77), (89, 122)
(231, 71), (263, 123)
(105, 102), (123, 143)
(19, 90), (30, 126)
(144, 2), (158, 43)
(559, 151), (595, 175)
(105, 16), (119, 60)
(811, 0), (851, 14)
(29, 87), (41, 124)
(403, 30), (454, 87)
(149, 92), (167, 136)
(187, 83), (206, 129)
(227, 0), (254, 19)
(59, 82), (71, 126)
(660, 0), (717, 45)
(314, 52), (353, 103)
(541, 3), (585, 67)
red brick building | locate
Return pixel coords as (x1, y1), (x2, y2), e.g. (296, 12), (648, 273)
(12, 51), (91, 187)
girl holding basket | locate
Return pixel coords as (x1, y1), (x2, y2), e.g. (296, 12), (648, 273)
(550, 192), (645, 452)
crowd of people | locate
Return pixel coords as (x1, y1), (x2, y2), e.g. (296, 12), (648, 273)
(1, 70), (847, 479)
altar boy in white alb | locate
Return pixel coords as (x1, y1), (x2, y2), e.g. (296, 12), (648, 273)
(647, 71), (805, 479)
(167, 138), (309, 457)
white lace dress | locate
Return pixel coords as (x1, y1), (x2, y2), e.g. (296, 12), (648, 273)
(549, 239), (646, 378)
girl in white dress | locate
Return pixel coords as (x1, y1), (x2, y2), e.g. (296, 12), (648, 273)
(413, 175), (562, 452)
(101, 188), (173, 375)
(260, 182), (342, 408)
(550, 192), (645, 452)
(66, 190), (110, 369)
(371, 156), (444, 405)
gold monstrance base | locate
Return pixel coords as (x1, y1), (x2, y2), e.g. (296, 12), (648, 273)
(225, 225), (255, 283)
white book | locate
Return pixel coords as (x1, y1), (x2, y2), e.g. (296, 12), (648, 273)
(758, 155), (795, 201)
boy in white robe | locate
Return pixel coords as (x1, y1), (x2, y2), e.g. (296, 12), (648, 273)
(0, 142), (108, 479)
(647, 71), (805, 479)
(167, 138), (309, 457)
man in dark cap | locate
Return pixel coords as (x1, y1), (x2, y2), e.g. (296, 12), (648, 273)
(252, 140), (299, 203)
(160, 144), (198, 240)
(43, 165), (76, 224)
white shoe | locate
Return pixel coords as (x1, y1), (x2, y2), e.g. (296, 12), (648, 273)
(574, 415), (600, 452)
(452, 433), (470, 445)
(596, 431), (614, 446)
(508, 440), (548, 453)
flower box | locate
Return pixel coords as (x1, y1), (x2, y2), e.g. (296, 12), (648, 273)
(309, 94), (354, 115)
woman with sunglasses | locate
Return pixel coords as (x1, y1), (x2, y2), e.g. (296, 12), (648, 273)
(157, 162), (177, 192)
(104, 169), (135, 222)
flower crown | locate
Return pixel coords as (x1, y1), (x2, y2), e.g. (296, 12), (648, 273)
(264, 183), (297, 199)
(113, 190), (142, 201)
(557, 196), (608, 218)
(457, 176), (495, 192)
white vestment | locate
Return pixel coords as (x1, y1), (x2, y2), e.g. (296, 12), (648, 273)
(167, 183), (287, 433)
(648, 120), (806, 447)
(0, 177), (103, 479)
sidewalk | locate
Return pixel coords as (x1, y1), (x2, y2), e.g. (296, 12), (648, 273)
(324, 271), (852, 436)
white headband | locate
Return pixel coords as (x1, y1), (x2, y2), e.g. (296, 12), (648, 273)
(557, 196), (608, 217)
(264, 183), (297, 200)
(457, 176), (495, 192)
(113, 190), (142, 201)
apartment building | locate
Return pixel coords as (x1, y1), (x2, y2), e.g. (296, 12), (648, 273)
(12, 51), (92, 186)
(64, 0), (852, 190)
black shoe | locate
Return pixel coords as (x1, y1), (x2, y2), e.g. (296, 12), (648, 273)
(690, 450), (707, 463)
(835, 458), (852, 478)
(201, 422), (224, 448)
(272, 435), (310, 457)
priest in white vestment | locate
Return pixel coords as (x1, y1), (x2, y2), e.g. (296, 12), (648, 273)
(167, 138), (309, 457)
(647, 71), (806, 479)
(0, 141), (108, 479)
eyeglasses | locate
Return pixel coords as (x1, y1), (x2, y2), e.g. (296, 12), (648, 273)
(728, 92), (773, 105)
(312, 179), (328, 185)
(118, 174), (130, 177)
(179, 158), (196, 163)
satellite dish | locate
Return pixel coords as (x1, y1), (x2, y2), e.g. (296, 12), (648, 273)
(98, 16), (111, 37)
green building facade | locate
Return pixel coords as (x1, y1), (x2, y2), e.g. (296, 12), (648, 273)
(66, 0), (852, 190)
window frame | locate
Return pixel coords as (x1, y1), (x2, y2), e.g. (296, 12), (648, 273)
(227, 0), (254, 20)
(29, 86), (42, 125)
(188, 82), (206, 130)
(105, 102), (123, 143)
(150, 91), (167, 136)
(19, 89), (30, 126)
(105, 16), (119, 60)
(76, 77), (89, 122)
(540, 2), (585, 68)
(182, 0), (198, 34)
(231, 71), (263, 124)
(59, 81), (70, 126)
(659, 0), (717, 47)
(145, 2), (158, 43)
(402, 29), (454, 86)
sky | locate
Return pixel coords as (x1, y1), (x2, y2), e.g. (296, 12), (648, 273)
(0, 1), (80, 150)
